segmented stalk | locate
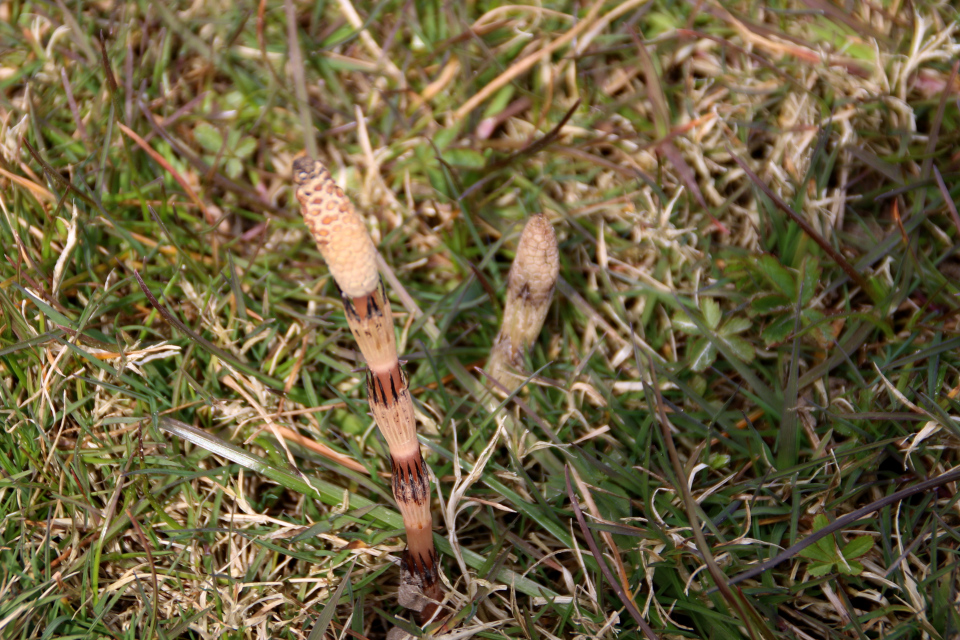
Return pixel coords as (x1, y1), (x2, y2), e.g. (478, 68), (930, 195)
(293, 156), (441, 619)
(486, 214), (560, 392)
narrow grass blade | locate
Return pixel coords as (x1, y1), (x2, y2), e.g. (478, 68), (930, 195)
(565, 466), (658, 640)
(775, 267), (805, 470)
(308, 558), (356, 640)
(135, 271), (285, 392)
(159, 418), (556, 599)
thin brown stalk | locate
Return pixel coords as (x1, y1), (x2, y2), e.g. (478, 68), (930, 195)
(126, 509), (159, 633)
(118, 123), (209, 220)
(934, 167), (960, 236)
(479, 99), (580, 176)
(728, 150), (873, 298)
(565, 466), (659, 640)
(285, 0), (317, 160)
(645, 353), (772, 640)
(136, 101), (282, 215)
(21, 139), (95, 209)
(98, 31), (123, 119)
(60, 68), (89, 142)
(629, 25), (725, 231)
(267, 424), (368, 474)
(721, 464), (960, 590)
(799, 0), (889, 43)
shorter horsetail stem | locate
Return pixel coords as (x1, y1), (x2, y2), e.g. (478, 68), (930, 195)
(293, 155), (442, 621)
(486, 214), (560, 392)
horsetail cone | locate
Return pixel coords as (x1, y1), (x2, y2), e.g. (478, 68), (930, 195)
(293, 155), (442, 620)
(486, 214), (560, 392)
(292, 156), (380, 299)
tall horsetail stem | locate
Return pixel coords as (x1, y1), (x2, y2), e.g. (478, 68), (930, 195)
(293, 155), (441, 621)
(486, 214), (560, 392)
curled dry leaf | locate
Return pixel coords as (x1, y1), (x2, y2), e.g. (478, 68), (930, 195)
(386, 628), (415, 640)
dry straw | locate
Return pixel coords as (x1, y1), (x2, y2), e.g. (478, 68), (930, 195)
(293, 155), (442, 622)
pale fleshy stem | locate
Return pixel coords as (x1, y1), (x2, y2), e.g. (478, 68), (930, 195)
(486, 214), (560, 393)
(293, 155), (441, 621)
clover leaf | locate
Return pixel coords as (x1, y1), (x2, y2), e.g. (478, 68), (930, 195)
(194, 122), (257, 180)
(799, 514), (874, 577)
(673, 298), (756, 373)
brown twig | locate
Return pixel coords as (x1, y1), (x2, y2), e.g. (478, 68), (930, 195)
(118, 123), (209, 220)
(126, 509), (159, 632)
(453, 0), (607, 120)
(934, 167), (960, 237)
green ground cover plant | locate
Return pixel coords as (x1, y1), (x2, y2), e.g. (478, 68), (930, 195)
(1, 1), (959, 638)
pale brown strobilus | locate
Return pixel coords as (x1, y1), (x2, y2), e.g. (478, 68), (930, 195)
(485, 214), (560, 393)
(292, 156), (442, 622)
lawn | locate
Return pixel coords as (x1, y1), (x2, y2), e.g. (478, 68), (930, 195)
(1, 1), (959, 639)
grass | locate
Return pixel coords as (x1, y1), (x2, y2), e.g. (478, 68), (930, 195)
(1, 0), (959, 638)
